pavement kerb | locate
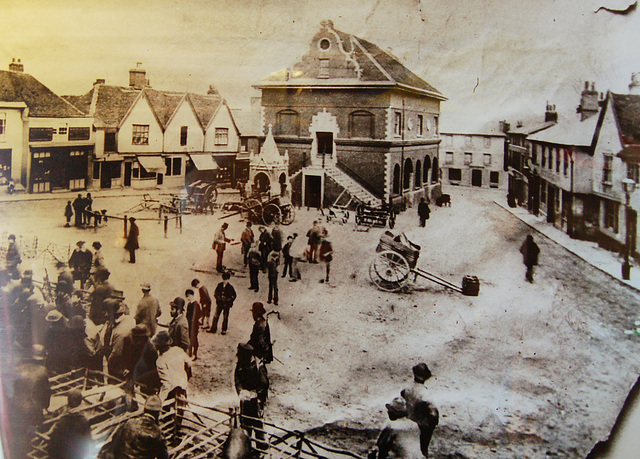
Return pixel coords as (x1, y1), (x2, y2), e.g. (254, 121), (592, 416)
(493, 200), (640, 295)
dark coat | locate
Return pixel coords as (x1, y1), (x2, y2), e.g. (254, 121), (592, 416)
(168, 314), (190, 352)
(214, 282), (237, 308)
(248, 317), (272, 364)
(198, 285), (212, 309)
(48, 411), (92, 459)
(125, 222), (140, 251)
(520, 237), (540, 268)
(418, 201), (430, 219)
(108, 414), (168, 459)
(64, 203), (73, 218)
(271, 228), (282, 252)
(69, 248), (92, 279)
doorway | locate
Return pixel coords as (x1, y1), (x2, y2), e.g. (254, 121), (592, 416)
(317, 132), (333, 156)
(471, 169), (482, 187)
(124, 162), (132, 187)
(305, 175), (322, 208)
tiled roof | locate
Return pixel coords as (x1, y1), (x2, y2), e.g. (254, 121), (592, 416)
(259, 22), (444, 99)
(143, 89), (184, 129)
(92, 85), (140, 127)
(62, 93), (93, 115)
(0, 70), (85, 117)
(611, 92), (640, 146)
(230, 108), (261, 137)
(528, 114), (598, 147)
(188, 93), (222, 129)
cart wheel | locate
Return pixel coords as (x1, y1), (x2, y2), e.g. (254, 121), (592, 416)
(355, 214), (362, 225)
(388, 211), (396, 229)
(262, 203), (282, 225)
(281, 205), (295, 225)
(206, 185), (218, 203)
(241, 198), (262, 222)
(369, 250), (411, 291)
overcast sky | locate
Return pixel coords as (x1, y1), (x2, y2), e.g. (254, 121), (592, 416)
(1, 0), (639, 130)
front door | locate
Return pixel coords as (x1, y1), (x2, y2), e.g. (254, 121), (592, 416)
(471, 169), (482, 187)
(100, 162), (111, 188)
(547, 186), (556, 223)
(305, 175), (322, 208)
(124, 162), (132, 187)
(157, 173), (164, 185)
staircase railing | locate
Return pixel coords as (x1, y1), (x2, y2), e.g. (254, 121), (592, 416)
(335, 159), (382, 199)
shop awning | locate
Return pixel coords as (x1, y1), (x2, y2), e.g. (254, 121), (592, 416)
(190, 154), (219, 171)
(137, 155), (165, 173)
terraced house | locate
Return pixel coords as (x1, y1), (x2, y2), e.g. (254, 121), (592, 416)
(255, 20), (446, 209)
(66, 65), (242, 191)
(0, 59), (93, 193)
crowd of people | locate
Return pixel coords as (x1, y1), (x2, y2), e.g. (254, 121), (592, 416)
(67, 193), (108, 229)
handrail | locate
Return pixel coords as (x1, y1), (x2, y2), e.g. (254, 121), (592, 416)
(335, 159), (382, 199)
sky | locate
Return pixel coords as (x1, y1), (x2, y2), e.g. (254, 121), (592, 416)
(1, 0), (639, 131)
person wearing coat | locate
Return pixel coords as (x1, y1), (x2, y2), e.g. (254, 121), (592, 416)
(125, 217), (140, 264)
(167, 297), (189, 352)
(213, 222), (231, 273)
(64, 201), (73, 228)
(135, 283), (161, 337)
(68, 240), (92, 289)
(211, 271), (237, 335)
(417, 198), (430, 228)
(72, 194), (84, 227)
(520, 234), (540, 283)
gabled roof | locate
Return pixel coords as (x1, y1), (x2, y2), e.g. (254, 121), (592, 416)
(142, 88), (183, 129)
(188, 93), (222, 130)
(76, 84), (140, 128)
(611, 92), (640, 146)
(0, 70), (85, 118)
(528, 114), (598, 147)
(258, 21), (445, 100)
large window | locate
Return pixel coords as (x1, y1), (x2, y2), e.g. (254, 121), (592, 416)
(349, 111), (374, 138)
(432, 157), (439, 182)
(449, 168), (462, 181)
(215, 128), (229, 145)
(403, 159), (413, 190)
(628, 163), (640, 183)
(445, 152), (454, 164)
(417, 115), (423, 136)
(490, 171), (500, 187)
(165, 157), (182, 176)
(483, 154), (492, 166)
(132, 124), (149, 145)
(415, 160), (422, 187)
(464, 152), (472, 165)
(104, 132), (116, 152)
(563, 149), (570, 176)
(0, 113), (5, 136)
(180, 126), (188, 146)
(68, 127), (90, 141)
(604, 200), (619, 233)
(29, 128), (54, 142)
(555, 147), (561, 173)
(423, 156), (431, 183)
(392, 164), (400, 195)
(275, 110), (300, 136)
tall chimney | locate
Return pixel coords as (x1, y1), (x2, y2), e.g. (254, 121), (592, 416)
(9, 58), (24, 73)
(577, 81), (599, 121)
(93, 78), (105, 86)
(545, 102), (558, 123)
(129, 62), (148, 90)
(630, 73), (640, 95)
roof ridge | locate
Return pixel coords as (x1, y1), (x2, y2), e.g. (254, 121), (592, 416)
(350, 35), (394, 83)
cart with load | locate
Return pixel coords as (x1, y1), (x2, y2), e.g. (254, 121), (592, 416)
(369, 231), (480, 295)
(355, 203), (396, 229)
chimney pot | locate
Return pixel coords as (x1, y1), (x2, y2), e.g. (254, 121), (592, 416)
(629, 72), (640, 95)
(129, 64), (147, 89)
(9, 59), (24, 73)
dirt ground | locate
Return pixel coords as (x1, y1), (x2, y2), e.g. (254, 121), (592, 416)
(2, 186), (640, 458)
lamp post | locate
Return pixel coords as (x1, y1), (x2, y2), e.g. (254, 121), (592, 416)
(622, 178), (636, 280)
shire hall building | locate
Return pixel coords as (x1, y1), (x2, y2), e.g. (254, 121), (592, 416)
(254, 20), (446, 209)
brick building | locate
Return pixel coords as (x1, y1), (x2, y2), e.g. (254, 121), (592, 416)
(254, 20), (446, 209)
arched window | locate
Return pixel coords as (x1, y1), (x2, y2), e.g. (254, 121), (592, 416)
(348, 110), (375, 138)
(275, 110), (300, 136)
(403, 158), (413, 190)
(415, 160), (422, 187)
(431, 157), (439, 182)
(392, 164), (400, 195)
(423, 156), (431, 183)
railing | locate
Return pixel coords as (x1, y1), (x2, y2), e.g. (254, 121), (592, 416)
(335, 159), (382, 199)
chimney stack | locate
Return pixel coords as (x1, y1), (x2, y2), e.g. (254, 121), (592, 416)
(93, 78), (105, 86)
(630, 73), (640, 95)
(9, 58), (24, 73)
(577, 81), (599, 121)
(129, 62), (148, 90)
(207, 85), (219, 95)
(545, 102), (558, 123)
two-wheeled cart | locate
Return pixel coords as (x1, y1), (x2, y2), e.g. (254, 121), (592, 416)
(369, 232), (480, 295)
(239, 193), (295, 225)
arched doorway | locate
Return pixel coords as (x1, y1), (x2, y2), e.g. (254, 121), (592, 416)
(254, 172), (270, 194)
(423, 156), (431, 183)
(279, 173), (287, 196)
(431, 157), (439, 182)
(415, 160), (422, 188)
(393, 164), (400, 195)
(403, 158), (413, 190)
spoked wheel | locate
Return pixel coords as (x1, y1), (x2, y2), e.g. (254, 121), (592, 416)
(281, 205), (295, 225)
(369, 250), (411, 292)
(204, 184), (218, 203)
(262, 203), (282, 225)
(241, 198), (262, 222)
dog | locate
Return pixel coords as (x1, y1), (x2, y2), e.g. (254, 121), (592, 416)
(435, 194), (451, 207)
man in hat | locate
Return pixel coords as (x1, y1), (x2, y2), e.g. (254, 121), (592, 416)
(191, 278), (212, 330)
(306, 221), (322, 263)
(64, 200), (74, 228)
(135, 282), (161, 337)
(248, 302), (272, 364)
(371, 397), (423, 459)
(89, 268), (114, 326)
(240, 221), (254, 268)
(107, 302), (136, 378)
(185, 289), (201, 360)
(234, 343), (269, 451)
(401, 363), (439, 458)
(154, 331), (191, 403)
(69, 240), (92, 289)
(47, 389), (92, 459)
(257, 226), (272, 272)
(118, 324), (151, 382)
(417, 198), (430, 228)
(266, 250), (279, 306)
(168, 297), (189, 352)
(319, 234), (333, 284)
(106, 395), (168, 459)
(520, 234), (540, 283)
(211, 271), (237, 335)
(55, 260), (74, 297)
(6, 234), (22, 277)
(72, 194), (84, 227)
(44, 310), (69, 373)
(125, 217), (140, 263)
(213, 222), (231, 272)
(91, 241), (106, 276)
(247, 243), (262, 292)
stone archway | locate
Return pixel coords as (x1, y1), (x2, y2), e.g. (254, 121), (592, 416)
(254, 172), (271, 193)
